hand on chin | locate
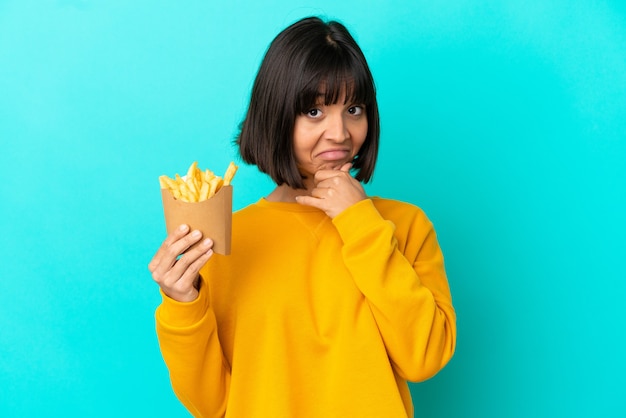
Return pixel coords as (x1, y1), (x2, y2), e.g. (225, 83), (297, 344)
(316, 159), (351, 172)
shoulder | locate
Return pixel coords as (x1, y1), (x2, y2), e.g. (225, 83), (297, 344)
(370, 197), (431, 225)
(232, 199), (269, 219)
(369, 197), (440, 256)
(369, 197), (437, 245)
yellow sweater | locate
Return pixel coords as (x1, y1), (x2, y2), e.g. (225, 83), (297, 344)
(156, 197), (456, 418)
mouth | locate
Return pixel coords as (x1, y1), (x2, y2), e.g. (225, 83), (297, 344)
(316, 148), (351, 161)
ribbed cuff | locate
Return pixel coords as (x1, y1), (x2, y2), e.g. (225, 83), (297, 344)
(157, 282), (210, 328)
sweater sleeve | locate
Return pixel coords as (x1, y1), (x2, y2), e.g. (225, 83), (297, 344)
(332, 198), (456, 382)
(155, 277), (231, 417)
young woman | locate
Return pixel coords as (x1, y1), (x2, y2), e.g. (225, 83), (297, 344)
(149, 16), (456, 417)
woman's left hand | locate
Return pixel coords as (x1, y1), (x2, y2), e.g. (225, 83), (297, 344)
(295, 163), (367, 218)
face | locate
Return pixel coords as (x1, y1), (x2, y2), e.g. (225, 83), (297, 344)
(293, 94), (368, 184)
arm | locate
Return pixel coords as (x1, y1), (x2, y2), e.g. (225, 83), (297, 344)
(295, 166), (456, 381)
(332, 199), (456, 382)
(149, 225), (230, 416)
(156, 279), (231, 417)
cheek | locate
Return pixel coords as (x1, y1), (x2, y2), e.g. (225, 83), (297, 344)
(353, 122), (369, 152)
(292, 127), (315, 162)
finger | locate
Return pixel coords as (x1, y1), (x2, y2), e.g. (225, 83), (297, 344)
(295, 195), (324, 210)
(162, 249), (213, 302)
(151, 229), (204, 280)
(310, 185), (336, 200)
(168, 239), (214, 289)
(148, 224), (190, 272)
(339, 162), (353, 172)
(314, 168), (350, 183)
(175, 243), (214, 287)
(153, 238), (214, 303)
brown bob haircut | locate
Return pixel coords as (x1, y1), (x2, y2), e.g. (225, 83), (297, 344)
(237, 16), (380, 189)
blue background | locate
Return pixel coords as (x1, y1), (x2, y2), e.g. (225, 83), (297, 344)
(1, 0), (625, 416)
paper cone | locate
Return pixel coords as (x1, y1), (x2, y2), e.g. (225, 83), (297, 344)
(161, 185), (232, 255)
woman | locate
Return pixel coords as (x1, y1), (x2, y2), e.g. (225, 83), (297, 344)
(149, 16), (456, 418)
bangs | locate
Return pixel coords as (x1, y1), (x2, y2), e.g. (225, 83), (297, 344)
(296, 46), (375, 113)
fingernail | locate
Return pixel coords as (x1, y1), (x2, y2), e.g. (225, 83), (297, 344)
(202, 238), (212, 247)
(192, 230), (202, 238)
(179, 224), (188, 231)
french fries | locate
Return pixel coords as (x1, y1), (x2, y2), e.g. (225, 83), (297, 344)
(160, 161), (238, 203)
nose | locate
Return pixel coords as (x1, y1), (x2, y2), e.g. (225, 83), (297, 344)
(324, 112), (349, 143)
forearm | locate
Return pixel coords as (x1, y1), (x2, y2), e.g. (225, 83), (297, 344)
(360, 249), (456, 381)
(155, 285), (230, 417)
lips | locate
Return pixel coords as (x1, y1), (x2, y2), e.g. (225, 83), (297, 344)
(316, 148), (351, 161)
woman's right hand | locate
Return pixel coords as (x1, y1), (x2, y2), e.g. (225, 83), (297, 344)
(148, 224), (214, 303)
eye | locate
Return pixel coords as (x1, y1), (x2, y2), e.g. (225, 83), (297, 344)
(305, 108), (322, 118)
(348, 105), (364, 116)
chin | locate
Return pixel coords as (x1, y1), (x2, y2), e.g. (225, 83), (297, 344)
(320, 161), (348, 171)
